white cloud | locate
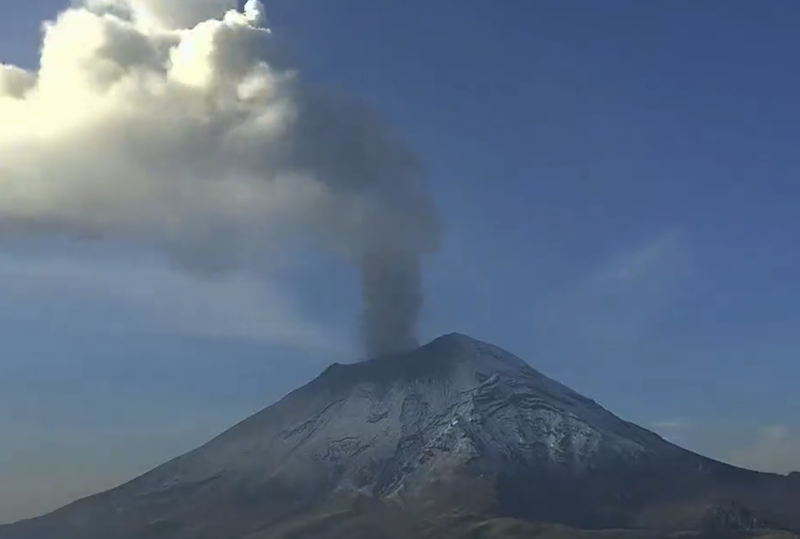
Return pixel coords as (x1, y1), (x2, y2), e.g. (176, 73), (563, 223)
(82, 0), (239, 30)
(650, 419), (693, 430)
(0, 399), (250, 523)
(655, 421), (800, 475)
(725, 424), (800, 474)
(0, 251), (351, 356)
(592, 228), (687, 285)
(0, 0), (439, 357)
(0, 2), (318, 253)
(532, 228), (691, 346)
(649, 419), (694, 444)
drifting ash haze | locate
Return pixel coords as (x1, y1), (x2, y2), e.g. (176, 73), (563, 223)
(0, 0), (440, 357)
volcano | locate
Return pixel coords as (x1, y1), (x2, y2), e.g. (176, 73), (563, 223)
(1, 333), (798, 538)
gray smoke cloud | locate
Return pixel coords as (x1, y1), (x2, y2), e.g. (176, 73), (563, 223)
(0, 0), (440, 357)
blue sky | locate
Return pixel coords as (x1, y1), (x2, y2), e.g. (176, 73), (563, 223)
(2, 0), (800, 523)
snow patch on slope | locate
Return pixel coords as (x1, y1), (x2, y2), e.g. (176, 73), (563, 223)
(131, 333), (670, 503)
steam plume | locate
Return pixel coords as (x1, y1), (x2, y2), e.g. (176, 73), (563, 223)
(0, 0), (440, 357)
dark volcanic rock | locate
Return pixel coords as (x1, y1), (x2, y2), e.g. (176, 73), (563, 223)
(0, 333), (798, 538)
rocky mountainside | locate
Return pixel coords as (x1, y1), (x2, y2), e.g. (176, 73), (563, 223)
(1, 333), (798, 538)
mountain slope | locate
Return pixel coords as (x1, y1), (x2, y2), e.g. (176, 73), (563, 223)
(1, 333), (798, 538)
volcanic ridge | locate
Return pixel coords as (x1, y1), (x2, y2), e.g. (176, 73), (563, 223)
(1, 333), (798, 539)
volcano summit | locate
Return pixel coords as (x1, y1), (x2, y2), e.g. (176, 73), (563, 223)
(1, 334), (798, 538)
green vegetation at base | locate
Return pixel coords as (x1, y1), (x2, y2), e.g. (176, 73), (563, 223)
(258, 508), (799, 539)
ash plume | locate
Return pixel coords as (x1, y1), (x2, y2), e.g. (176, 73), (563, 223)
(361, 251), (422, 357)
(0, 0), (440, 357)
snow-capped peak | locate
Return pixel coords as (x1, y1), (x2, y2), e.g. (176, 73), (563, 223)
(167, 334), (673, 498)
(5, 333), (798, 538)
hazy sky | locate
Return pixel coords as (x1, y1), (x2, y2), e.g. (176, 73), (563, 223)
(2, 0), (800, 524)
